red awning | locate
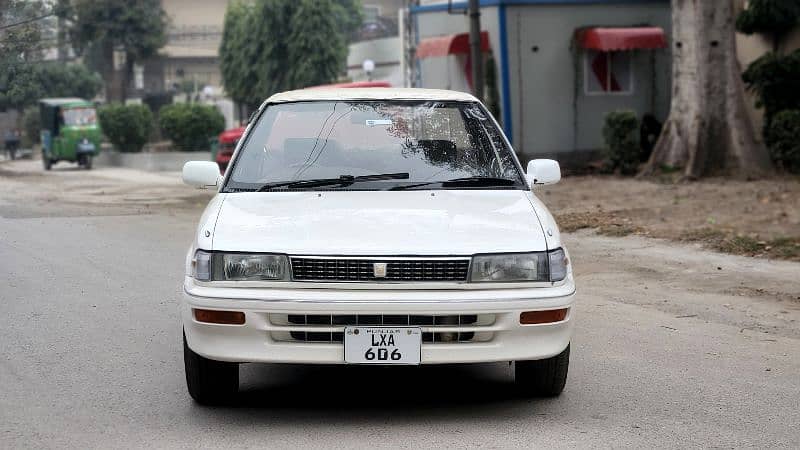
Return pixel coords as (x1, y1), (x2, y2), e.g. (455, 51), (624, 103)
(576, 27), (667, 51)
(416, 31), (490, 59)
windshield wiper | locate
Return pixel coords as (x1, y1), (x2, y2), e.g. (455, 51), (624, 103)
(388, 176), (518, 191)
(257, 172), (410, 191)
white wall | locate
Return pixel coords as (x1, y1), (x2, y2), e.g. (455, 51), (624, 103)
(347, 36), (403, 86)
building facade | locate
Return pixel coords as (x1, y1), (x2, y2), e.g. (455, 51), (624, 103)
(152, 0), (230, 95)
(347, 1), (405, 86)
(410, 0), (672, 165)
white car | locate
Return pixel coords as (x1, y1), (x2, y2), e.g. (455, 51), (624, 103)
(181, 88), (575, 405)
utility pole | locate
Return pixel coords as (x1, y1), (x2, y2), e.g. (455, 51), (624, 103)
(468, 0), (483, 101)
(56, 0), (68, 62)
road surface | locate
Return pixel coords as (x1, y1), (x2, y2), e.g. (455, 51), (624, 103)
(1, 161), (798, 448)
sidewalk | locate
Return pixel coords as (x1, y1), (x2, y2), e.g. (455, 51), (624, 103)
(0, 159), (213, 218)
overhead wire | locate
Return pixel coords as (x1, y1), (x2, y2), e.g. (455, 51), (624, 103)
(0, 13), (55, 31)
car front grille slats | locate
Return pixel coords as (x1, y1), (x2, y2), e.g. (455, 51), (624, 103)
(269, 313), (495, 344)
(290, 257), (470, 282)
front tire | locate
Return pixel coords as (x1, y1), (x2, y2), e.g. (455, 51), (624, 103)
(42, 155), (52, 171)
(183, 332), (238, 405)
(515, 344), (570, 397)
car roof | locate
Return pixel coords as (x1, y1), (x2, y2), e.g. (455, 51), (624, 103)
(265, 88), (479, 104)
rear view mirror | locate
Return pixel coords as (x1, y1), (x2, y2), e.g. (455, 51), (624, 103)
(183, 161), (221, 188)
(526, 159), (561, 186)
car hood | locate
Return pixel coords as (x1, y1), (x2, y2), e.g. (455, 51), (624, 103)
(211, 190), (547, 255)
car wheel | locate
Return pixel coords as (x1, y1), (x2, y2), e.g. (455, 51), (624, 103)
(83, 155), (93, 170)
(515, 344), (570, 397)
(183, 332), (238, 405)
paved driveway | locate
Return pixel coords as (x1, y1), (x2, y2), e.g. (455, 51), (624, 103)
(1, 161), (798, 448)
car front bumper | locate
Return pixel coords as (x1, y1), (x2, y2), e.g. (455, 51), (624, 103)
(181, 277), (575, 365)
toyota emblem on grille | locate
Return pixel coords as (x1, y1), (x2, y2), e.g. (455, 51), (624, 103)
(373, 262), (387, 278)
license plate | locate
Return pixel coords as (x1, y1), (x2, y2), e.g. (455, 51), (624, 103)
(344, 326), (421, 365)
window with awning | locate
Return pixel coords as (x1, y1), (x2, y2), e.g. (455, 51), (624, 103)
(575, 27), (667, 95)
(416, 31), (490, 59)
(576, 27), (667, 52)
(416, 31), (491, 91)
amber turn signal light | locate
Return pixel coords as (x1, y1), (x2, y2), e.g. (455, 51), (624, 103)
(519, 308), (569, 325)
(193, 308), (245, 325)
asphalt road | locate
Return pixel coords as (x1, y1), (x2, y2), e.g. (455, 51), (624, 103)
(1, 161), (799, 449)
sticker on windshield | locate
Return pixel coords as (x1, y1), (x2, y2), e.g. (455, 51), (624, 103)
(464, 106), (487, 121)
(366, 119), (393, 127)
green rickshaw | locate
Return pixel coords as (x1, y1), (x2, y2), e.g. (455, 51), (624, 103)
(40, 98), (102, 170)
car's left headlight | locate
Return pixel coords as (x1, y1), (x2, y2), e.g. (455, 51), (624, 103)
(470, 249), (568, 282)
(193, 251), (289, 281)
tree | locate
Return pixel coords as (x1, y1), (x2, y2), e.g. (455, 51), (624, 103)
(286, 0), (348, 89)
(332, 0), (364, 40)
(1, 63), (103, 112)
(0, 0), (48, 111)
(736, 0), (800, 52)
(218, 0), (356, 107)
(218, 1), (259, 108)
(742, 50), (800, 130)
(642, 0), (773, 179)
(249, 0), (295, 97)
(60, 0), (167, 102)
(36, 63), (103, 99)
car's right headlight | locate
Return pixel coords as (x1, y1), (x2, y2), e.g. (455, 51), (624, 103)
(193, 250), (289, 281)
(470, 249), (568, 283)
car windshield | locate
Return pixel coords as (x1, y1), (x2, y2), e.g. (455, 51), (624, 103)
(224, 100), (525, 191)
(62, 107), (97, 126)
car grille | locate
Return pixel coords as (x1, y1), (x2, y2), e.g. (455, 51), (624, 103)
(268, 313), (496, 344)
(290, 257), (471, 282)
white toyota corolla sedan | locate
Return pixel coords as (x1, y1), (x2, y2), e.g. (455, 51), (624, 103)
(181, 88), (575, 405)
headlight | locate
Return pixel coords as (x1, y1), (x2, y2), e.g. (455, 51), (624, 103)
(193, 251), (289, 281)
(470, 249), (568, 282)
(194, 250), (212, 281)
(548, 248), (568, 282)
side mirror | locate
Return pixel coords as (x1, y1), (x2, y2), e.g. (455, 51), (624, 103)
(183, 161), (221, 188)
(526, 159), (561, 186)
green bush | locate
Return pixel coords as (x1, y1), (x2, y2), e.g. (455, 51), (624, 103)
(22, 106), (40, 146)
(736, 0), (800, 38)
(159, 103), (225, 151)
(742, 50), (800, 129)
(765, 110), (800, 173)
(602, 110), (640, 175)
(98, 103), (154, 153)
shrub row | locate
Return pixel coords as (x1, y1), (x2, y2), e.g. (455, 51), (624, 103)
(97, 102), (225, 153)
(742, 49), (800, 173)
(158, 103), (225, 152)
(97, 104), (153, 153)
(765, 110), (800, 174)
(602, 110), (640, 175)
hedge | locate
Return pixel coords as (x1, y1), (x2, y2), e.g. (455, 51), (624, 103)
(765, 110), (800, 173)
(159, 103), (225, 151)
(602, 110), (640, 175)
(97, 104), (153, 153)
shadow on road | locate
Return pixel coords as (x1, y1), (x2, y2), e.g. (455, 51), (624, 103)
(217, 362), (546, 414)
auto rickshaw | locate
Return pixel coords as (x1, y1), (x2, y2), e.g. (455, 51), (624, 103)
(40, 98), (102, 170)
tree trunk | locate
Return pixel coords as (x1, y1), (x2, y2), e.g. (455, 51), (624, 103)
(642, 0), (772, 179)
(100, 41), (125, 103)
(120, 55), (134, 103)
